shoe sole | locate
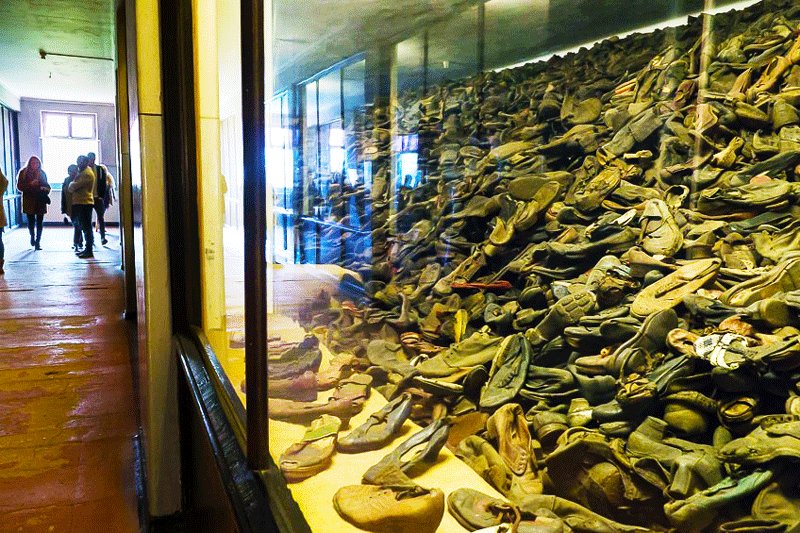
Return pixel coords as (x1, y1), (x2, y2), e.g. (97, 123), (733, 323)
(632, 258), (721, 318)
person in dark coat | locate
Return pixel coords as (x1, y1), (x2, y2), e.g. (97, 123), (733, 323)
(61, 164), (83, 250)
(16, 155), (50, 250)
(87, 152), (109, 245)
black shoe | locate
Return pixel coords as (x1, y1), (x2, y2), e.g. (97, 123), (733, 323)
(30, 236), (35, 247)
(34, 244), (41, 250)
(77, 250), (94, 259)
(101, 238), (108, 245)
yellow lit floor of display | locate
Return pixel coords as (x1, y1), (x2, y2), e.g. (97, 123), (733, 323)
(209, 263), (351, 410)
(210, 259), (504, 532)
(263, 312), (505, 533)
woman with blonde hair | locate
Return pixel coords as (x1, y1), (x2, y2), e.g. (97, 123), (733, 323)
(16, 155), (50, 250)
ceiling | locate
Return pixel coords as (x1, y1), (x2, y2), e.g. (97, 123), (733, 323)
(0, 0), (116, 106)
(274, 0), (757, 91)
(0, 0), (758, 107)
(274, 0), (479, 89)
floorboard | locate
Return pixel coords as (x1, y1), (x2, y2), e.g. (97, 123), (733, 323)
(0, 226), (140, 533)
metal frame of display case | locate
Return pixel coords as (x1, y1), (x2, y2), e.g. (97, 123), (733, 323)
(241, 0), (270, 471)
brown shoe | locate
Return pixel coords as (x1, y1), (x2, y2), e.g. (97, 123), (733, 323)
(316, 352), (359, 390)
(268, 374), (372, 423)
(362, 419), (450, 486)
(244, 370), (317, 401)
(631, 258), (720, 319)
(485, 403), (534, 475)
(337, 393), (413, 453)
(721, 253), (800, 308)
(333, 484), (444, 533)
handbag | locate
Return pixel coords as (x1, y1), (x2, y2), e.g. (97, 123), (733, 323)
(38, 190), (51, 205)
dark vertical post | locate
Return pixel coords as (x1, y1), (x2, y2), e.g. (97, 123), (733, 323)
(422, 31), (429, 96)
(315, 81), (322, 264)
(159, 0), (202, 331)
(242, 0), (269, 470)
(339, 68), (346, 262)
(477, 3), (486, 73)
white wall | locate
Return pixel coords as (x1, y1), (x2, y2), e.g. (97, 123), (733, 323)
(0, 80), (19, 111)
(43, 190), (120, 225)
(126, 0), (181, 518)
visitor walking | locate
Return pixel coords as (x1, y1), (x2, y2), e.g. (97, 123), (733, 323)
(61, 164), (83, 250)
(68, 155), (96, 259)
(87, 152), (109, 245)
(16, 155), (50, 250)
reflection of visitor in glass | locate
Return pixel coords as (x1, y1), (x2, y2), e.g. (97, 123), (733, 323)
(346, 168), (359, 187)
(0, 167), (7, 274)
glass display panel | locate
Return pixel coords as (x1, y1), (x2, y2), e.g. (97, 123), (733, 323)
(0, 108), (6, 179)
(271, 92), (295, 265)
(263, 1), (799, 530)
(426, 6), (479, 87)
(396, 34), (426, 95)
(192, 0), (248, 406)
(197, 0), (800, 530)
(485, 0), (551, 70)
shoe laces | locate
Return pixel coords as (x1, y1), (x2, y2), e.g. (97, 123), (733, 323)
(489, 502), (522, 533)
(390, 485), (428, 501)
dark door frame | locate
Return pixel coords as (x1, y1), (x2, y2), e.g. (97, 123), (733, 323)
(115, 2), (137, 321)
(158, 0), (203, 332)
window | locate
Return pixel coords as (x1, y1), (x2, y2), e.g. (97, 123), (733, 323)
(40, 111), (100, 189)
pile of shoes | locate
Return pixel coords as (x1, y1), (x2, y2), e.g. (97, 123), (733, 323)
(271, 0), (800, 530)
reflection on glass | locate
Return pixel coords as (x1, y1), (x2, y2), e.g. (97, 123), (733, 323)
(426, 6), (479, 86)
(271, 92), (294, 265)
(485, 0), (551, 70)
(396, 33), (426, 95)
(259, 1), (782, 531)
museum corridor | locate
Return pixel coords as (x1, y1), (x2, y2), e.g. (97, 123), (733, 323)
(0, 228), (139, 533)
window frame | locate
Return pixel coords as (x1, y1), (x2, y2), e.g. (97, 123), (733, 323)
(40, 110), (101, 190)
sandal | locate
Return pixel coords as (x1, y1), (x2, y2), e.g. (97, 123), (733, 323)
(279, 414), (341, 482)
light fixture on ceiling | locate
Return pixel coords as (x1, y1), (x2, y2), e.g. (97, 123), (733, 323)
(39, 49), (113, 62)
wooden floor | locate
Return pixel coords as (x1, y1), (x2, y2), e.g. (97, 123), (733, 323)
(0, 226), (140, 533)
